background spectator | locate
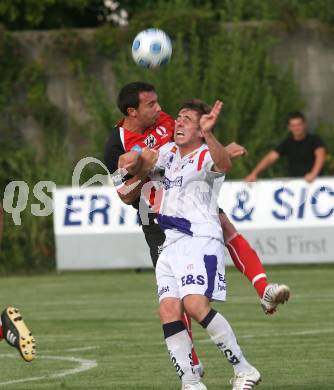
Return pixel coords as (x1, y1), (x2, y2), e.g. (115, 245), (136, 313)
(245, 112), (326, 182)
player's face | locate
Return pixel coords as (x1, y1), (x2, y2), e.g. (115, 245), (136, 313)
(288, 118), (306, 138)
(136, 91), (161, 128)
(174, 109), (203, 147)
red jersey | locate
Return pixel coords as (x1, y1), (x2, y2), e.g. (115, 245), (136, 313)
(104, 112), (175, 207)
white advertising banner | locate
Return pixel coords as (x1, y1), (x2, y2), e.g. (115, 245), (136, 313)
(53, 186), (150, 270)
(217, 178), (334, 263)
(53, 178), (334, 270)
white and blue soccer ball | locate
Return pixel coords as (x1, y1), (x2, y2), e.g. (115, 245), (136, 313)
(132, 28), (172, 69)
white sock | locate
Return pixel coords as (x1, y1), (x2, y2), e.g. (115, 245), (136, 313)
(205, 311), (253, 374)
(165, 329), (200, 384)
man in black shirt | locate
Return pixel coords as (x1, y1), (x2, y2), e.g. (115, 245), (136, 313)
(245, 111), (326, 182)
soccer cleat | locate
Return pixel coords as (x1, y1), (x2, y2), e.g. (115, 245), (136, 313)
(182, 382), (207, 390)
(193, 360), (205, 378)
(1, 306), (36, 362)
(260, 283), (290, 315)
(230, 367), (261, 390)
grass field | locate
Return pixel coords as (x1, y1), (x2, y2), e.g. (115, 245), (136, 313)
(0, 265), (333, 389)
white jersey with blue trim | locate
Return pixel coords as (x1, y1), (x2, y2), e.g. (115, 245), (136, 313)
(153, 142), (225, 246)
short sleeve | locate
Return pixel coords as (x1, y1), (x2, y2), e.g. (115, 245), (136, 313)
(198, 149), (225, 183)
(104, 128), (132, 188)
(312, 135), (326, 150)
(274, 137), (290, 156)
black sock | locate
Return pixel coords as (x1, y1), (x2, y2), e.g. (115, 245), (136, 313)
(163, 320), (186, 339)
(200, 309), (217, 329)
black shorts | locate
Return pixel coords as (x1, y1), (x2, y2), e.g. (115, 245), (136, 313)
(141, 222), (166, 268)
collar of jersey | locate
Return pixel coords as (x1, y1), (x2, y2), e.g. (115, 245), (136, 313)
(117, 118), (159, 135)
(176, 145), (203, 160)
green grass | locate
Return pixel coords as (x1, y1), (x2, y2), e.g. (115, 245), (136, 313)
(0, 265), (333, 389)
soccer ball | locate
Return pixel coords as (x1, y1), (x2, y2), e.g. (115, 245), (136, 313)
(132, 28), (172, 69)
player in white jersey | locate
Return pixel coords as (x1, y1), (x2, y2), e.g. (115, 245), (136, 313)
(150, 100), (261, 390)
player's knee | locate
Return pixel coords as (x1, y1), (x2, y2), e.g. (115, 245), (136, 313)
(183, 295), (210, 323)
(159, 298), (182, 323)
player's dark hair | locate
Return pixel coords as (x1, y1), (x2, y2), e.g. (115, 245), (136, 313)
(178, 99), (211, 117)
(117, 82), (155, 116)
(287, 111), (305, 123)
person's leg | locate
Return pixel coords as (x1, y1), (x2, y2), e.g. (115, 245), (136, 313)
(156, 246), (205, 389)
(184, 294), (261, 389)
(220, 212), (268, 297)
(0, 204), (36, 361)
(160, 298), (201, 386)
(221, 212), (290, 314)
(1, 306), (36, 362)
(142, 221), (202, 371)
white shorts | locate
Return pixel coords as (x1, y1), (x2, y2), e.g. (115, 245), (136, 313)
(156, 236), (226, 302)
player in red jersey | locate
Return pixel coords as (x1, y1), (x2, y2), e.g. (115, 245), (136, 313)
(104, 82), (290, 375)
(0, 204), (36, 362)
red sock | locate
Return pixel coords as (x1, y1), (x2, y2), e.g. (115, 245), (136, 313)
(181, 312), (200, 365)
(0, 325), (3, 340)
(226, 234), (268, 297)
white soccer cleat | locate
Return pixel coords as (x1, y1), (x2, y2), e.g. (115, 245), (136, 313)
(193, 360), (205, 378)
(182, 383), (207, 390)
(260, 283), (290, 315)
(230, 367), (261, 390)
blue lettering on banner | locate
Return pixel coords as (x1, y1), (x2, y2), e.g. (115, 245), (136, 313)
(119, 207), (126, 225)
(297, 187), (308, 218)
(231, 190), (254, 222)
(88, 195), (110, 225)
(64, 195), (84, 226)
(272, 187), (294, 220)
(311, 186), (334, 219)
(271, 186), (334, 221)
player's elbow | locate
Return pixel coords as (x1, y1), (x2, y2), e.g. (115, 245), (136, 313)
(267, 151), (279, 164)
(117, 189), (134, 205)
(219, 159), (232, 173)
(118, 193), (133, 205)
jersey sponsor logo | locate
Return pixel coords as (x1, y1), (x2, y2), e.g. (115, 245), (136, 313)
(163, 176), (183, 190)
(169, 352), (194, 377)
(166, 154), (175, 169)
(217, 272), (226, 291)
(216, 342), (241, 365)
(158, 285), (170, 297)
(181, 274), (205, 286)
(144, 134), (157, 148)
(156, 126), (169, 137)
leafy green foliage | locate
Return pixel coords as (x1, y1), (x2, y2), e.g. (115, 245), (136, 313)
(0, 8), (333, 273)
(107, 23), (304, 179)
(0, 0), (333, 30)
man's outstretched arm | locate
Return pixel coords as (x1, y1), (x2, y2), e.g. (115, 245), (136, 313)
(245, 150), (279, 182)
